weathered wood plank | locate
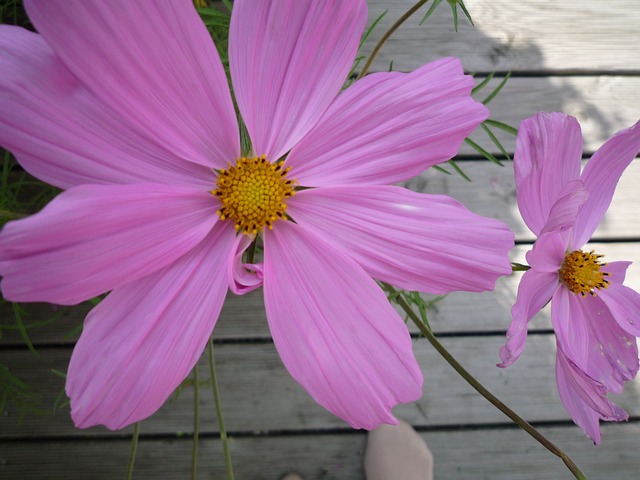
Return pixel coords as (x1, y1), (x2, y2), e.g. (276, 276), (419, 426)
(1, 423), (639, 479)
(2, 335), (639, 438)
(364, 0), (640, 73)
(3, 241), (639, 344)
(462, 76), (640, 156)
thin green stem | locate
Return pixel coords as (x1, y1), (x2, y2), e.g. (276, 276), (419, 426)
(207, 337), (234, 480)
(384, 284), (589, 480)
(356, 0), (430, 80)
(191, 366), (201, 480)
(125, 422), (141, 480)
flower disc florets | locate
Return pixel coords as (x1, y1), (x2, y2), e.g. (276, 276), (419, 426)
(559, 249), (610, 296)
(212, 155), (296, 235)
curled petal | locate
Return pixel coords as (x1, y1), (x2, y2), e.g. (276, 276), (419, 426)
(25, 0), (239, 168)
(286, 58), (488, 186)
(572, 119), (640, 248)
(287, 185), (513, 294)
(514, 112), (582, 236)
(0, 184), (216, 304)
(227, 233), (264, 295)
(230, 0), (367, 160)
(0, 26), (213, 189)
(263, 221), (422, 429)
(556, 346), (628, 445)
(67, 222), (235, 429)
(498, 269), (558, 367)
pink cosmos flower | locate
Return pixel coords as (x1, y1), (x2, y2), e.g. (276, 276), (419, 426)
(498, 112), (640, 444)
(0, 0), (514, 430)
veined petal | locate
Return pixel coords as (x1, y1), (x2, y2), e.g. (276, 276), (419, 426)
(67, 222), (235, 429)
(525, 230), (570, 273)
(556, 346), (628, 445)
(287, 186), (513, 293)
(263, 221), (422, 429)
(602, 261), (632, 285)
(0, 184), (217, 304)
(552, 287), (638, 393)
(286, 58), (488, 186)
(572, 120), (640, 248)
(498, 269), (558, 367)
(539, 180), (589, 235)
(229, 0), (367, 160)
(25, 0), (239, 168)
(598, 282), (640, 336)
(515, 113), (582, 236)
(0, 26), (213, 189)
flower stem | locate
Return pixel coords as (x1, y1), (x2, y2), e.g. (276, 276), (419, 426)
(384, 284), (589, 480)
(191, 365), (201, 480)
(125, 422), (140, 480)
(207, 337), (234, 480)
(356, 0), (430, 80)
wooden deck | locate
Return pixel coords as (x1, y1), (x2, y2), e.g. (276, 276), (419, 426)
(1, 0), (640, 478)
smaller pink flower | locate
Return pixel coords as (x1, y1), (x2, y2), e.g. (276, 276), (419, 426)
(498, 112), (640, 444)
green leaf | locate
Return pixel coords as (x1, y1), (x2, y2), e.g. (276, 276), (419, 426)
(12, 303), (38, 357)
(464, 137), (503, 166)
(485, 119), (518, 136)
(482, 71), (511, 105)
(359, 10), (387, 49)
(419, 0), (443, 25)
(450, 0), (459, 31)
(51, 369), (67, 380)
(481, 123), (511, 161)
(472, 72), (495, 95)
(432, 165), (451, 175)
(454, 0), (475, 26)
(448, 159), (472, 181)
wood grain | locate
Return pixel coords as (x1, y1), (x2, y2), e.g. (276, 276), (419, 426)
(364, 0), (640, 73)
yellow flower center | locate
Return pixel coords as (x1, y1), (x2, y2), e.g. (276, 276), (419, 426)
(559, 249), (610, 296)
(212, 156), (296, 235)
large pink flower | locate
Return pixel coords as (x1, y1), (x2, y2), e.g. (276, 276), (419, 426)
(498, 112), (640, 444)
(0, 0), (513, 430)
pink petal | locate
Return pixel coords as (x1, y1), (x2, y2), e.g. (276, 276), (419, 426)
(287, 185), (513, 294)
(262, 221), (422, 429)
(229, 0), (367, 160)
(67, 222), (235, 429)
(285, 58), (489, 186)
(556, 346), (628, 445)
(602, 261), (632, 284)
(515, 113), (582, 236)
(0, 184), (217, 304)
(524, 230), (570, 273)
(25, 0), (239, 168)
(498, 269), (558, 367)
(552, 287), (638, 393)
(0, 26), (213, 189)
(598, 282), (640, 336)
(539, 180), (589, 235)
(572, 119), (640, 248)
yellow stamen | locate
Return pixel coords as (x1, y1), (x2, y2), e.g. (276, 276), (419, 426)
(211, 155), (296, 235)
(559, 249), (610, 297)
